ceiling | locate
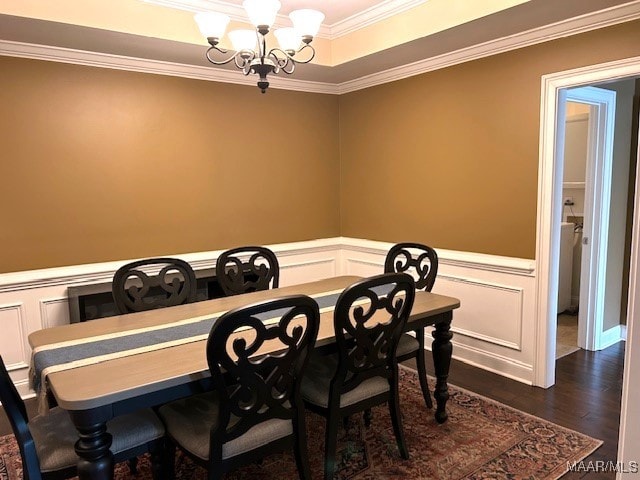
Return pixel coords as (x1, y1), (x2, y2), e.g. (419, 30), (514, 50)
(1, 0), (639, 94)
(183, 0), (397, 26)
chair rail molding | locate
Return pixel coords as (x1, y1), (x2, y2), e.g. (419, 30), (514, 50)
(0, 236), (537, 398)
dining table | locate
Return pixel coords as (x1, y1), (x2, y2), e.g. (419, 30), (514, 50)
(28, 275), (460, 480)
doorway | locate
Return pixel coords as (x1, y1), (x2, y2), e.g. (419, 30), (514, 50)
(535, 57), (640, 468)
(557, 86), (618, 357)
(534, 62), (640, 390)
(556, 99), (589, 359)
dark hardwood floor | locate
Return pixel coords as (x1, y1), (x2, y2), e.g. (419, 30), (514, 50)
(1, 342), (625, 479)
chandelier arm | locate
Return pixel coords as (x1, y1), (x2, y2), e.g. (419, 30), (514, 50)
(268, 49), (295, 74)
(295, 43), (316, 64)
(234, 50), (255, 72)
(268, 49), (291, 67)
(205, 45), (240, 65)
(268, 48), (295, 64)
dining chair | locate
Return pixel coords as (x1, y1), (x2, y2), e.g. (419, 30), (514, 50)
(0, 356), (166, 480)
(300, 273), (415, 480)
(158, 295), (320, 480)
(215, 246), (280, 296)
(112, 257), (197, 314)
(384, 242), (438, 409)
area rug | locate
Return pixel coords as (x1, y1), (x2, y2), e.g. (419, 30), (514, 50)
(0, 367), (601, 480)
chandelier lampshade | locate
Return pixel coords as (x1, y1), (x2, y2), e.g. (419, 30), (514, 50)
(274, 27), (301, 53)
(195, 3), (324, 93)
(289, 9), (324, 37)
(228, 29), (258, 52)
(194, 12), (230, 39)
(243, 0), (281, 29)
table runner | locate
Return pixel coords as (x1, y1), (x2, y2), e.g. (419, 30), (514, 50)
(31, 288), (352, 413)
(30, 283), (399, 413)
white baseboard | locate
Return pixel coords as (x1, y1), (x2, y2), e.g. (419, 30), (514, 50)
(600, 324), (626, 350)
(449, 343), (534, 385)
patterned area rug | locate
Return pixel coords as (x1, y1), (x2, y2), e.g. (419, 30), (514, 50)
(0, 367), (601, 480)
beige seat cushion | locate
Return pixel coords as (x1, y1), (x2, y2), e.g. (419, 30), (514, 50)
(301, 353), (389, 409)
(396, 333), (420, 357)
(28, 407), (164, 473)
(158, 391), (293, 461)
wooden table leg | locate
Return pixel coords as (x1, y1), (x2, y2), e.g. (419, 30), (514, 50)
(70, 410), (114, 480)
(431, 313), (453, 424)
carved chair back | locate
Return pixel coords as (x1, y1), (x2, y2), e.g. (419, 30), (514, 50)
(384, 243), (438, 292)
(215, 246), (280, 296)
(112, 258), (197, 314)
(331, 273), (415, 398)
(205, 295), (319, 456)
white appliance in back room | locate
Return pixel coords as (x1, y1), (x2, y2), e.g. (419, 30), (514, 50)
(557, 222), (574, 313)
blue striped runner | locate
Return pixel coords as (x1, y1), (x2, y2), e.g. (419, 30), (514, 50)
(31, 283), (397, 413)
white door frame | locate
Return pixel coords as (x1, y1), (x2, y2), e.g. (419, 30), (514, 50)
(534, 55), (640, 475)
(565, 87), (616, 351)
(534, 56), (640, 389)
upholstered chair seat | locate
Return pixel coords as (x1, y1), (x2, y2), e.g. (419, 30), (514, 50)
(29, 407), (165, 473)
(396, 334), (421, 358)
(301, 353), (389, 409)
(0, 354), (166, 480)
(159, 391), (293, 461)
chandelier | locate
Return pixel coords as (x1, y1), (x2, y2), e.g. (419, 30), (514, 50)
(195, 0), (324, 93)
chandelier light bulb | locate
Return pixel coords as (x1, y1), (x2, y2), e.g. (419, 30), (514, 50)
(228, 29), (257, 53)
(242, 0), (281, 28)
(289, 9), (325, 38)
(274, 27), (302, 53)
(195, 3), (323, 93)
(194, 12), (231, 40)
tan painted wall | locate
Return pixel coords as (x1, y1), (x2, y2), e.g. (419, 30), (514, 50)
(0, 56), (340, 273)
(338, 21), (640, 259)
(2, 21), (640, 273)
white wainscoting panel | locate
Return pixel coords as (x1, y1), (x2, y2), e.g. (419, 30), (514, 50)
(40, 297), (71, 329)
(0, 236), (539, 398)
(0, 302), (32, 397)
(0, 302), (28, 368)
(436, 275), (523, 351)
(279, 257), (339, 287)
(343, 255), (384, 277)
(338, 237), (537, 384)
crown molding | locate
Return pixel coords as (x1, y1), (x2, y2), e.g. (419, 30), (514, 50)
(337, 0), (640, 94)
(329, 0), (427, 38)
(1, 1), (639, 96)
(0, 40), (338, 94)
